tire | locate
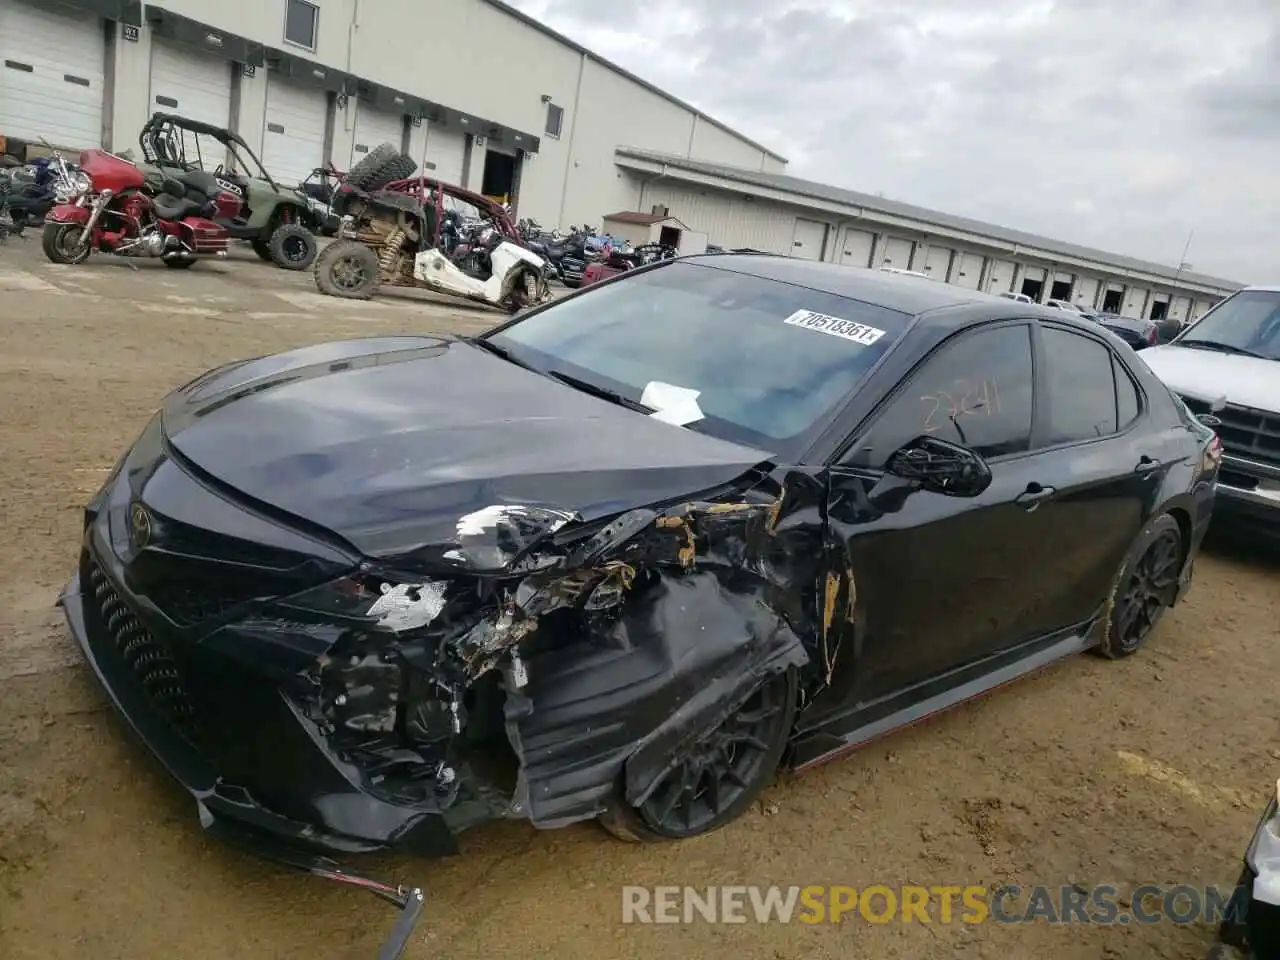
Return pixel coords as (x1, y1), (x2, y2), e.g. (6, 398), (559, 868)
(314, 239), (380, 300)
(599, 668), (798, 843)
(503, 266), (544, 314)
(344, 143), (417, 192)
(250, 237), (273, 261)
(1093, 513), (1185, 659)
(161, 255), (197, 269)
(41, 222), (90, 264)
(267, 222), (317, 270)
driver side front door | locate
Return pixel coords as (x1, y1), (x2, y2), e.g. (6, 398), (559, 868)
(817, 321), (1049, 713)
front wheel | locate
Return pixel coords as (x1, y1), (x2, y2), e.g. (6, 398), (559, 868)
(42, 222), (91, 264)
(268, 222), (317, 271)
(314, 239), (380, 300)
(162, 254), (197, 269)
(1094, 514), (1185, 659)
(599, 668), (797, 843)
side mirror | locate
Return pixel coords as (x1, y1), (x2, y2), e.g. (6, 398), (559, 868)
(885, 435), (993, 498)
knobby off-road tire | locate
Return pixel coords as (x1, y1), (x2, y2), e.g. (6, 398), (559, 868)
(345, 143), (418, 192)
(314, 239), (380, 300)
(267, 222), (317, 270)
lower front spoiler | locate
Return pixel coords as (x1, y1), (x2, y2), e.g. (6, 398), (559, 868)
(203, 811), (426, 960)
(60, 569), (429, 956)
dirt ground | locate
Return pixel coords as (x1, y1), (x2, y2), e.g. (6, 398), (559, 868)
(0, 238), (1277, 960)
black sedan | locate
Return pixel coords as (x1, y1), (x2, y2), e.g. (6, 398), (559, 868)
(63, 256), (1220, 868)
(1094, 312), (1160, 350)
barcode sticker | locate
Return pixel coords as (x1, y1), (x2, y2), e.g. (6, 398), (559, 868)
(783, 310), (886, 346)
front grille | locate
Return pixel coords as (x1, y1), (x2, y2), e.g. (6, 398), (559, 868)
(87, 561), (202, 748)
(1180, 396), (1280, 468)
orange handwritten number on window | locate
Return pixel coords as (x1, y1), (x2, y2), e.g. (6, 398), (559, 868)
(921, 378), (1002, 433)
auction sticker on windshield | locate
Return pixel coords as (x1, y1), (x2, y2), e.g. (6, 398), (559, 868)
(783, 310), (886, 346)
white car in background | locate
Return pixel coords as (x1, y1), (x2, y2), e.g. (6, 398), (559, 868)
(1138, 285), (1280, 544)
(998, 291), (1035, 303)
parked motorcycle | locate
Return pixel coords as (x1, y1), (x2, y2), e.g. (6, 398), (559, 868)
(42, 149), (240, 267)
(4, 146), (88, 233)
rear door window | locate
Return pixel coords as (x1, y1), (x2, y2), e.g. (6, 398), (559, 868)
(1039, 327), (1120, 445)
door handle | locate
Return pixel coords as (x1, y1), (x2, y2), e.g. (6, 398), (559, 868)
(1015, 482), (1056, 510)
(1134, 455), (1162, 475)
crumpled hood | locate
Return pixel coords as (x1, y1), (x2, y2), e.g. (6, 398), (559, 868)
(161, 336), (772, 561)
(1139, 344), (1280, 411)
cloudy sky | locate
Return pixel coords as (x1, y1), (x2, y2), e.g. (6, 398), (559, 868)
(507, 0), (1279, 284)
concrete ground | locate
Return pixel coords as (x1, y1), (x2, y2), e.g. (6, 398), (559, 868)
(0, 238), (1277, 959)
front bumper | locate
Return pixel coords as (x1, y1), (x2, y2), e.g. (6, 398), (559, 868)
(62, 501), (458, 859)
(1214, 800), (1280, 959)
(1213, 456), (1280, 543)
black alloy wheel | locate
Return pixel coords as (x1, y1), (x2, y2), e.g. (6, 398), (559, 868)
(635, 671), (794, 839)
(1098, 514), (1184, 659)
(268, 222), (317, 270)
(314, 239), (379, 300)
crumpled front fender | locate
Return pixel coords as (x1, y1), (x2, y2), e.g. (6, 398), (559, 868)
(502, 570), (809, 829)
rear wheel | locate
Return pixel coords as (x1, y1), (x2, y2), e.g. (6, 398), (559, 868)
(267, 222), (317, 270)
(42, 222), (90, 264)
(314, 239), (380, 300)
(1094, 514), (1184, 659)
(599, 669), (797, 842)
(161, 254), (197, 269)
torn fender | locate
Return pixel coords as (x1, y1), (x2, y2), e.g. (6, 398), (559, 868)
(501, 571), (808, 829)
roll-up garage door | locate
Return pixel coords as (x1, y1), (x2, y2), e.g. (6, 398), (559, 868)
(149, 39), (231, 164)
(409, 123), (467, 186)
(262, 77), (329, 187)
(791, 218), (827, 261)
(352, 104), (405, 160)
(1123, 286), (1149, 318)
(879, 237), (914, 269)
(150, 40), (231, 128)
(923, 245), (953, 281)
(1074, 277), (1100, 309)
(952, 253), (984, 289)
(986, 259), (1016, 293)
(1169, 296), (1191, 322)
(838, 228), (874, 268)
(0, 0), (104, 148)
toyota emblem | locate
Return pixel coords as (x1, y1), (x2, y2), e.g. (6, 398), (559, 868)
(130, 503), (152, 547)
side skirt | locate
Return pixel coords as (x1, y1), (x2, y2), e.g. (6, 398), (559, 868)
(789, 628), (1096, 773)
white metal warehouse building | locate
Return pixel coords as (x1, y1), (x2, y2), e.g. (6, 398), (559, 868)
(0, 0), (1243, 316)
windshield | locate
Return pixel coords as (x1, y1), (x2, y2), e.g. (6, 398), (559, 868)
(487, 261), (912, 452)
(1176, 289), (1280, 360)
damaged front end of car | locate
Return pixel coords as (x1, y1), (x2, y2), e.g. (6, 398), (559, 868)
(283, 490), (816, 838)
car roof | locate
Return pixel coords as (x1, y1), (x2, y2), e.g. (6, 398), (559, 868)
(682, 253), (1060, 327)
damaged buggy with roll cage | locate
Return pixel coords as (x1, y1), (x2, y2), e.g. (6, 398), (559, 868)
(138, 112), (321, 270)
(313, 141), (551, 312)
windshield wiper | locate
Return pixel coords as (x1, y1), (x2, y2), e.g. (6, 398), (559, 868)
(544, 370), (653, 413)
(1176, 338), (1269, 360)
(463, 336), (541, 372)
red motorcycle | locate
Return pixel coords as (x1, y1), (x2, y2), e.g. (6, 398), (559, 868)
(42, 149), (240, 268)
